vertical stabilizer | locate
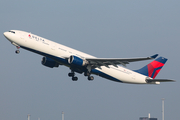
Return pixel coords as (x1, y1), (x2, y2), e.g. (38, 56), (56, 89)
(135, 57), (167, 78)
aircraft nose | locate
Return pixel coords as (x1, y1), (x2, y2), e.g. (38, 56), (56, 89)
(3, 31), (12, 41)
(3, 32), (8, 37)
(3, 32), (11, 39)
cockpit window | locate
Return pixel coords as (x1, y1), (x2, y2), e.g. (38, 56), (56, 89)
(9, 31), (15, 34)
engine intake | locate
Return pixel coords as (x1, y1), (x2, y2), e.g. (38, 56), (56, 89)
(68, 55), (87, 66)
(41, 57), (59, 68)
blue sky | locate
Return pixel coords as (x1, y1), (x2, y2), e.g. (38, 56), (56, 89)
(0, 0), (180, 120)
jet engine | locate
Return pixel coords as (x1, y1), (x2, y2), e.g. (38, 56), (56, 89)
(68, 55), (88, 66)
(41, 57), (59, 68)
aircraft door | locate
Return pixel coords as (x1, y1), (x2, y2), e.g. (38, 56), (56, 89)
(132, 74), (136, 81)
(19, 32), (26, 42)
(51, 42), (56, 50)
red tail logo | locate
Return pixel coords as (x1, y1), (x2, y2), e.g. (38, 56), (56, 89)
(135, 57), (167, 78)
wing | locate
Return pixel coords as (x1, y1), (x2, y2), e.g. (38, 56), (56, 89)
(146, 78), (175, 83)
(86, 54), (158, 69)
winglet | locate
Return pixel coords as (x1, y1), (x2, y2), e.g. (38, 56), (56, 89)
(150, 54), (158, 59)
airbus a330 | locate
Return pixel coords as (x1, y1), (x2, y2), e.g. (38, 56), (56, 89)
(3, 30), (175, 84)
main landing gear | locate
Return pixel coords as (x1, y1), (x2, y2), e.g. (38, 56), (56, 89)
(68, 70), (94, 81)
(88, 76), (94, 81)
(84, 72), (94, 81)
(68, 71), (78, 81)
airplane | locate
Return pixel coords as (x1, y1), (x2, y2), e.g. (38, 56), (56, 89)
(3, 30), (175, 84)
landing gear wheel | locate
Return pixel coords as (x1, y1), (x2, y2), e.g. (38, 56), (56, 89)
(15, 50), (20, 54)
(68, 72), (75, 77)
(72, 77), (78, 81)
(68, 71), (78, 81)
(88, 76), (94, 81)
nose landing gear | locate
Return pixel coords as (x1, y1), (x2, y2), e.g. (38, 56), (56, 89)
(15, 50), (20, 54)
(15, 46), (20, 54)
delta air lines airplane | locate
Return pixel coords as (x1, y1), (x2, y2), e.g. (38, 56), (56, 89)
(3, 30), (174, 84)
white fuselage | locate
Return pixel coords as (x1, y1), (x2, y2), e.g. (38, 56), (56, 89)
(4, 30), (148, 84)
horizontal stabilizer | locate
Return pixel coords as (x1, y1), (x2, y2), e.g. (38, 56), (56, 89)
(146, 78), (175, 83)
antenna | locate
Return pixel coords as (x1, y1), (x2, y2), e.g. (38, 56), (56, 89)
(27, 114), (31, 120)
(62, 111), (64, 120)
(162, 98), (165, 120)
(148, 113), (150, 118)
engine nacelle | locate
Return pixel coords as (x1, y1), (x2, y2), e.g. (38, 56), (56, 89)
(41, 57), (59, 68)
(68, 55), (87, 66)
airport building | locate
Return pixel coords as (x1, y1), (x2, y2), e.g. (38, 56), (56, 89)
(139, 117), (158, 120)
(139, 113), (158, 120)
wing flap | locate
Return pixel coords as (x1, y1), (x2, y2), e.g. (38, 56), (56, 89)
(86, 54), (158, 68)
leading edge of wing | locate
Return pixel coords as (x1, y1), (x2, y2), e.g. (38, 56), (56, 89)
(86, 54), (158, 62)
(86, 54), (158, 67)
